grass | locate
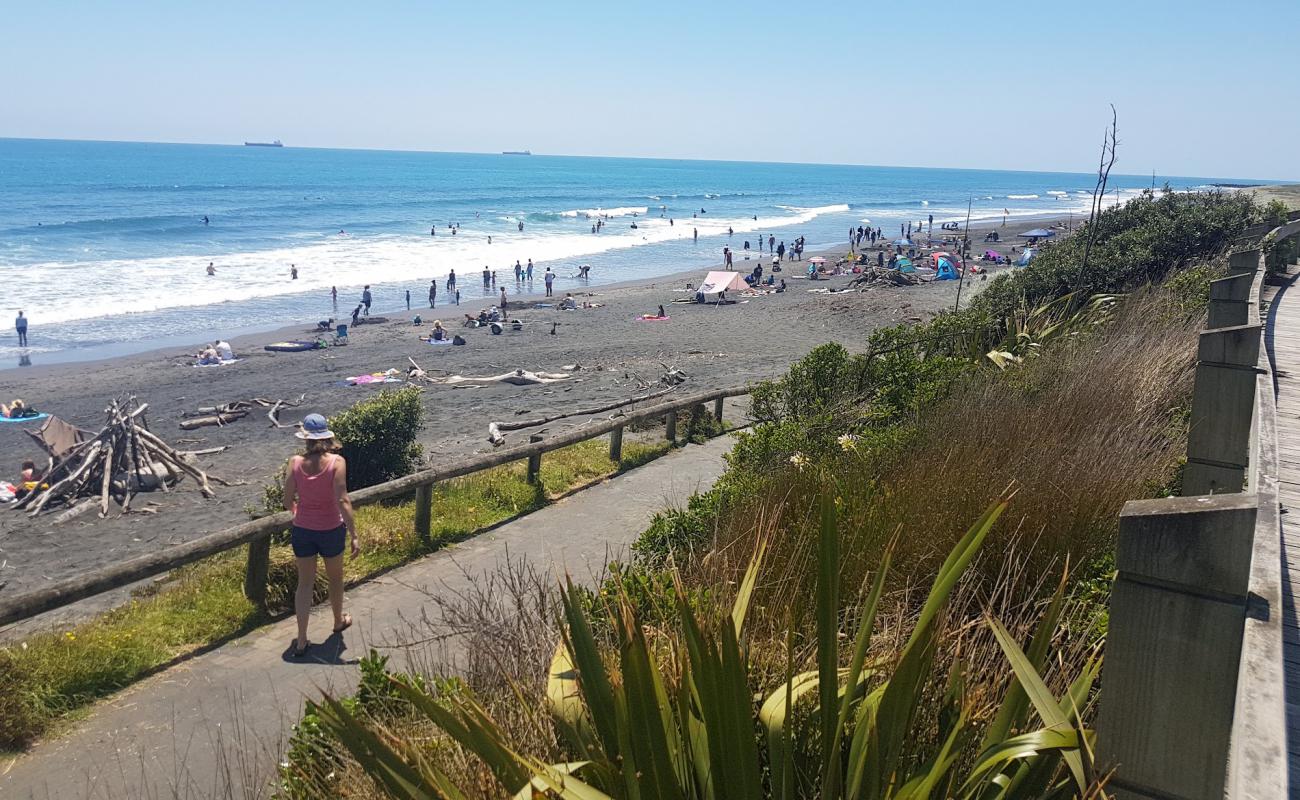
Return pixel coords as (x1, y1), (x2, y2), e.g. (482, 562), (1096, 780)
(0, 436), (673, 751)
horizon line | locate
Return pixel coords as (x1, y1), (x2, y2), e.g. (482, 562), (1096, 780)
(0, 135), (1293, 185)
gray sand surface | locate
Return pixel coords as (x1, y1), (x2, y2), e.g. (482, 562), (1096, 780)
(0, 218), (1050, 630)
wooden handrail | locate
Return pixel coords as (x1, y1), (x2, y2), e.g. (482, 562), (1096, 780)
(0, 386), (750, 628)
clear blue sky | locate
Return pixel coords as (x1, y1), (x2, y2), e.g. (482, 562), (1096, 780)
(4, 0), (1296, 180)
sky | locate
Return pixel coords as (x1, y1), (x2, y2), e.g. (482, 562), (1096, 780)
(3, 0), (1297, 181)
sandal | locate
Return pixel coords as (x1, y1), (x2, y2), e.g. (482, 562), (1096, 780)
(333, 613), (353, 635)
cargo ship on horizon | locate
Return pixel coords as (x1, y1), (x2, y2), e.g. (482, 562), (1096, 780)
(244, 140), (284, 148)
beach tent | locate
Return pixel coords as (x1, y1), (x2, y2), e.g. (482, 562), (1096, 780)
(1018, 228), (1055, 239)
(895, 256), (916, 273)
(892, 238), (913, 247)
(933, 254), (960, 281)
(1016, 247), (1037, 266)
(698, 270), (747, 297)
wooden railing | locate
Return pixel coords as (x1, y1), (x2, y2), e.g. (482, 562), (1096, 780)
(0, 386), (751, 628)
(1097, 214), (1300, 800)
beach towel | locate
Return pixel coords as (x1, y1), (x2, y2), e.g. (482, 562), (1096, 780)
(192, 358), (242, 368)
(346, 372), (403, 385)
(637, 315), (670, 321)
(265, 341), (320, 353)
(425, 339), (454, 346)
(0, 412), (48, 424)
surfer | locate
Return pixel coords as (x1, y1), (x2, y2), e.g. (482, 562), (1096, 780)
(201, 215), (209, 225)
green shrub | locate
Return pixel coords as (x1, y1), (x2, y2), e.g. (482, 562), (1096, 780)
(329, 387), (425, 490)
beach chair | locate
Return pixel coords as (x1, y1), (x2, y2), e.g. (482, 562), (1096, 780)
(334, 323), (349, 346)
(26, 415), (90, 462)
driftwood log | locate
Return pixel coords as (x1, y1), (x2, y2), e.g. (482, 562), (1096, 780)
(14, 396), (227, 517)
(485, 386), (681, 446)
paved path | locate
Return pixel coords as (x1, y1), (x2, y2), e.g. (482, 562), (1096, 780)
(1269, 275), (1300, 792)
(0, 435), (736, 800)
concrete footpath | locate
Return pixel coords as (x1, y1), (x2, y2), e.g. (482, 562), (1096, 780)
(0, 434), (736, 800)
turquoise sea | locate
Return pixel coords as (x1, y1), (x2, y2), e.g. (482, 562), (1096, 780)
(0, 138), (1251, 366)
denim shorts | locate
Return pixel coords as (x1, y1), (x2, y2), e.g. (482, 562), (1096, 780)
(290, 524), (347, 558)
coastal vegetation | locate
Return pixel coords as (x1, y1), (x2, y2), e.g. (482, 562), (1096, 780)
(272, 188), (1266, 798)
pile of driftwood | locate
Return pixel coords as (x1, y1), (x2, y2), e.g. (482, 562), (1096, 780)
(15, 397), (228, 519)
(848, 267), (921, 287)
(179, 394), (306, 430)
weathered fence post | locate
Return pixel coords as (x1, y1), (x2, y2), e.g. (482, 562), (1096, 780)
(1096, 494), (1256, 800)
(244, 535), (271, 609)
(713, 397), (724, 424)
(413, 483), (433, 545)
(526, 434), (543, 484)
(1182, 322), (1262, 495)
(609, 425), (624, 463)
(665, 410), (677, 443)
(1206, 270), (1254, 329)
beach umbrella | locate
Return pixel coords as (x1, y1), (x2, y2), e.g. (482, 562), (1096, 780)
(1018, 228), (1055, 238)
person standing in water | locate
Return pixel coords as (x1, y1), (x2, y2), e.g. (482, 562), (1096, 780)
(693, 228), (698, 242)
(290, 264), (299, 280)
(499, 286), (508, 311)
(283, 414), (359, 658)
(405, 289), (410, 310)
(543, 267), (555, 297)
(526, 259), (534, 281)
(428, 280), (437, 308)
(447, 269), (457, 294)
(361, 285), (372, 316)
(206, 262), (216, 276)
(15, 310), (28, 348)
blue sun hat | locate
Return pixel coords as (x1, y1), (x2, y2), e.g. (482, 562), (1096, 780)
(295, 413), (334, 440)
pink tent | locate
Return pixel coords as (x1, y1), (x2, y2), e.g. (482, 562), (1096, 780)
(698, 270), (748, 296)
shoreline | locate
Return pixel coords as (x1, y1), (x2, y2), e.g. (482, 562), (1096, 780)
(0, 211), (1071, 632)
(1, 209), (1076, 376)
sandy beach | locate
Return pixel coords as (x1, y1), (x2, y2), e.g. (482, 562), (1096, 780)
(0, 216), (1061, 628)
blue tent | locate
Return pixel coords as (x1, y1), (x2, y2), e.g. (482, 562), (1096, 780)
(895, 256), (915, 273)
(935, 256), (960, 280)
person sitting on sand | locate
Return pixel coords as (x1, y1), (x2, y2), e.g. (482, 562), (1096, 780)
(463, 313), (479, 327)
(559, 293), (578, 310)
(214, 339), (234, 361)
(1, 399), (31, 419)
(431, 320), (447, 341)
(14, 459), (42, 500)
(283, 414), (359, 658)
(196, 346), (222, 366)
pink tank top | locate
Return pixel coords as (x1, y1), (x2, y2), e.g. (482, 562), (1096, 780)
(292, 455), (344, 530)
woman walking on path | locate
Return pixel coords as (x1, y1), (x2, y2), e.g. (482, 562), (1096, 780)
(282, 413), (359, 657)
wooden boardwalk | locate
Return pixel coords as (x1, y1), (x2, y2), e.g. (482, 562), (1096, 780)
(1265, 276), (1300, 790)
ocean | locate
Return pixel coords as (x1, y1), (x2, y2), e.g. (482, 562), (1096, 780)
(0, 138), (1241, 367)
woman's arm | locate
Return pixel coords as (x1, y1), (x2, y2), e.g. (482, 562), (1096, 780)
(333, 457), (360, 557)
(282, 457), (298, 512)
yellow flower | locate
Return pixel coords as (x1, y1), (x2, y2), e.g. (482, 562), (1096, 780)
(64, 632), (76, 641)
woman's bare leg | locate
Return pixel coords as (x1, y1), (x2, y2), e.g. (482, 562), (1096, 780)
(294, 556), (317, 649)
(323, 554), (346, 630)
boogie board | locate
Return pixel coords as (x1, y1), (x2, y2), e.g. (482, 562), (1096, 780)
(0, 412), (49, 424)
(264, 341), (319, 353)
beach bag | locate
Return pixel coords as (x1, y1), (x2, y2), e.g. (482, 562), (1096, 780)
(452, 335), (467, 346)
